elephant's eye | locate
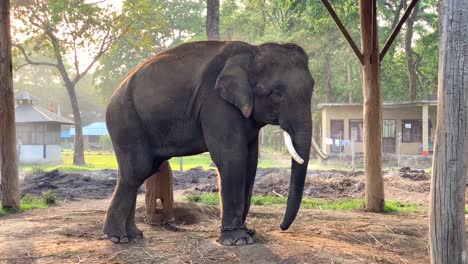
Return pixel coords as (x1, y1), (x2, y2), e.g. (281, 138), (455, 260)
(270, 89), (283, 101)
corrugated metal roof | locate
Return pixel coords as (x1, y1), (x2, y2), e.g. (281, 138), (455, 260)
(15, 103), (75, 125)
(15, 91), (40, 101)
(70, 122), (108, 136)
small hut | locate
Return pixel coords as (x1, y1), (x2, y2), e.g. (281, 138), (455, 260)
(15, 91), (74, 163)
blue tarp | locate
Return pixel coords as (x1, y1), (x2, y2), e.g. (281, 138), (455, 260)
(69, 122), (109, 136)
(61, 130), (71, 138)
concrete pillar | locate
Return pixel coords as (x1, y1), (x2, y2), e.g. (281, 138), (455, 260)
(422, 104), (429, 156)
(343, 118), (349, 154)
(321, 108), (328, 154)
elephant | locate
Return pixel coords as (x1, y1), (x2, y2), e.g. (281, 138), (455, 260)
(103, 40), (316, 246)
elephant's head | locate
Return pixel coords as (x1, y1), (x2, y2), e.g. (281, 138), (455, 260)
(209, 41), (314, 230)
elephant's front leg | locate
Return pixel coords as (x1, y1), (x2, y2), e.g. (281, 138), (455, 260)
(214, 150), (254, 246)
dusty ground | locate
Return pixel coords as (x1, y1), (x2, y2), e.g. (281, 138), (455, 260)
(0, 167), (439, 263)
(0, 197), (431, 264)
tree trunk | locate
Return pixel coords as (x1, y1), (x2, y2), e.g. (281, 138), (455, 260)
(324, 53), (332, 102)
(55, 57), (85, 165)
(429, 0), (468, 262)
(359, 0), (384, 212)
(66, 85), (85, 165)
(0, 0), (20, 209)
(145, 161), (174, 225)
(404, 2), (419, 101)
(348, 60), (353, 103)
(206, 0), (220, 40)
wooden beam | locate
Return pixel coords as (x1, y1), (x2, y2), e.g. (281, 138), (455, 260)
(360, 0), (384, 212)
(321, 0), (363, 64)
(379, 0), (420, 61)
(0, 0), (20, 210)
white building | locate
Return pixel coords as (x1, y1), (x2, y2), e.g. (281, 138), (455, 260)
(15, 91), (74, 163)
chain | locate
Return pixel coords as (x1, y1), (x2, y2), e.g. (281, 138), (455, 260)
(220, 223), (247, 231)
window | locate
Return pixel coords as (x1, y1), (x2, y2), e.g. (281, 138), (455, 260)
(402, 120), (422, 142)
(349, 119), (363, 142)
(383, 120), (396, 138)
(330, 120), (344, 152)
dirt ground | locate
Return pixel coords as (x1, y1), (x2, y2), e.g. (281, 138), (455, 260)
(0, 167), (444, 263)
(0, 197), (431, 264)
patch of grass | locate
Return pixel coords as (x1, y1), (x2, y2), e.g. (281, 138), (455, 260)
(183, 192), (423, 213)
(19, 152), (282, 173)
(0, 193), (51, 217)
(384, 201), (422, 212)
(185, 192), (220, 205)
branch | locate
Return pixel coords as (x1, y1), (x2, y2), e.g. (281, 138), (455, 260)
(72, 31), (112, 85)
(13, 44), (58, 69)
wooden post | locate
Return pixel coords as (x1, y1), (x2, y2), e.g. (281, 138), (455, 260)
(145, 161), (175, 225)
(359, 0), (384, 212)
(0, 0), (20, 210)
(429, 0), (468, 262)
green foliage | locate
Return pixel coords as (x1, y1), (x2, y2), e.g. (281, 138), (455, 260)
(41, 190), (57, 205)
(1, 194), (51, 217)
(183, 193), (424, 213)
(94, 0), (205, 100)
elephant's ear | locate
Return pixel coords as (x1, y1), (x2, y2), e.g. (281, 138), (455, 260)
(214, 53), (254, 118)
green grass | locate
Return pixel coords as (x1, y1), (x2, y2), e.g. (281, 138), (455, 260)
(19, 152), (282, 173)
(183, 192), (424, 213)
(0, 192), (55, 217)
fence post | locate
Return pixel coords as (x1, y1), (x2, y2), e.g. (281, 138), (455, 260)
(351, 139), (355, 173)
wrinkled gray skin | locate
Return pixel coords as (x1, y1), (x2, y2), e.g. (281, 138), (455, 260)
(104, 41), (314, 246)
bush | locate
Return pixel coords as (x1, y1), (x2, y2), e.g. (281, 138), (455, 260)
(20, 194), (48, 211)
(185, 192), (202, 203)
(42, 190), (56, 204)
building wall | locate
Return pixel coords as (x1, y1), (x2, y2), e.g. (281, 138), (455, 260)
(17, 145), (62, 164)
(320, 105), (436, 156)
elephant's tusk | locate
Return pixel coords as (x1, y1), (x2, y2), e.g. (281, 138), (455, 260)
(283, 131), (305, 164)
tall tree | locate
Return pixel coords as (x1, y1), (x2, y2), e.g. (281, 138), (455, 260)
(403, 1), (420, 100)
(94, 0), (205, 100)
(0, 0), (20, 209)
(12, 0), (118, 165)
(429, 0), (468, 262)
(206, 0), (220, 40)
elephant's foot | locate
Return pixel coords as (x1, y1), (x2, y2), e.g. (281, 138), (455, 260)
(126, 224), (144, 240)
(217, 226), (255, 246)
(103, 220), (129, 244)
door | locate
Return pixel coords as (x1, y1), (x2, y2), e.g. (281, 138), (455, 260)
(382, 120), (396, 153)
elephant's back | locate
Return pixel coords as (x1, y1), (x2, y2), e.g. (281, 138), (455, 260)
(125, 42), (225, 120)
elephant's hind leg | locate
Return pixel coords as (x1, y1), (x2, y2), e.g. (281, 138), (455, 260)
(103, 141), (156, 243)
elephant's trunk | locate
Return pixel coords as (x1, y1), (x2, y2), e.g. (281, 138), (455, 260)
(279, 117), (312, 231)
